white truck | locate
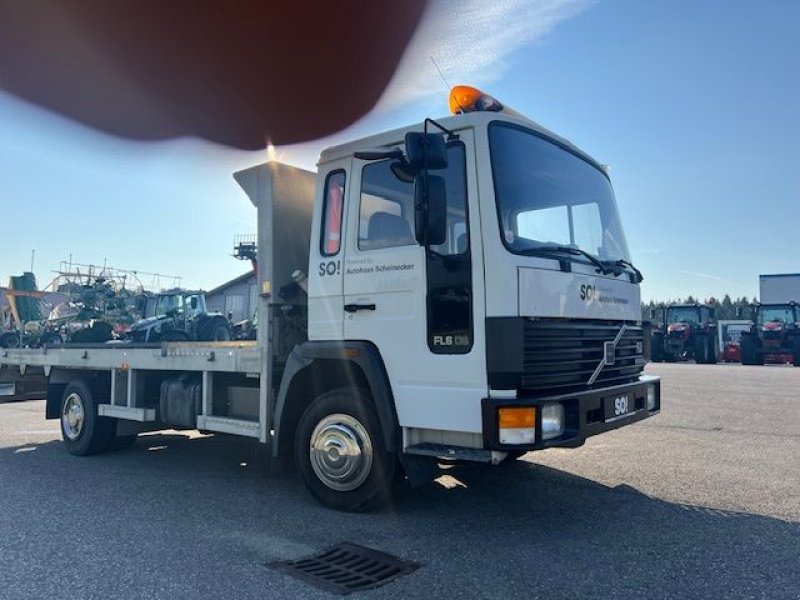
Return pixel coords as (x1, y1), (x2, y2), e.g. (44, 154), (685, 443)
(0, 86), (660, 511)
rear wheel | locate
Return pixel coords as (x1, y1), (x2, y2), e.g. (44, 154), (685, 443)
(793, 337), (800, 367)
(60, 380), (115, 456)
(201, 318), (231, 342)
(740, 334), (763, 366)
(295, 387), (397, 512)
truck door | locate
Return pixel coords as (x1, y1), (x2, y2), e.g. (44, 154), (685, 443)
(343, 133), (486, 434)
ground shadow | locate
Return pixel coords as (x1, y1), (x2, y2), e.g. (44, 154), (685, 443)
(1, 432), (798, 599)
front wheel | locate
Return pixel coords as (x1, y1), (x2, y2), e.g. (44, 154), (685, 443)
(295, 387), (397, 512)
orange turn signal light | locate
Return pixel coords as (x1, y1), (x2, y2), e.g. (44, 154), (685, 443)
(498, 407), (536, 429)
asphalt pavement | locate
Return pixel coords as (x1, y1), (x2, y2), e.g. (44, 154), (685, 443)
(0, 363), (798, 599)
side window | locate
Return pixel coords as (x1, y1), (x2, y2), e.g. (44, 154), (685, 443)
(359, 162), (415, 250)
(320, 170), (345, 256)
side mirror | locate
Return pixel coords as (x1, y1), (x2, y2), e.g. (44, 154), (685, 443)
(190, 297), (198, 310)
(405, 132), (447, 170)
(735, 306), (743, 318)
(709, 308), (716, 320)
(414, 174), (447, 246)
(649, 309), (657, 320)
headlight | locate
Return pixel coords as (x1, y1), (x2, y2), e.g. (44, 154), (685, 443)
(541, 403), (565, 440)
(646, 384), (657, 410)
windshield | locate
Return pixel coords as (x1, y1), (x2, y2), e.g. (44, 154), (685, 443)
(155, 294), (184, 317)
(666, 307), (701, 325)
(757, 305), (797, 326)
(489, 122), (630, 262)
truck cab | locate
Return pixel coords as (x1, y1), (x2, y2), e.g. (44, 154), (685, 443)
(286, 87), (659, 506)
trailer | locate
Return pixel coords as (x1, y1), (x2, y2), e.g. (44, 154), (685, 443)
(0, 86), (661, 511)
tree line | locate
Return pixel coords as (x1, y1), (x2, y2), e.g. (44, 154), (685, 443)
(641, 295), (757, 322)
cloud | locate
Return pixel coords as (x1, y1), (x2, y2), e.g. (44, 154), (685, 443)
(679, 270), (727, 283)
(377, 0), (595, 110)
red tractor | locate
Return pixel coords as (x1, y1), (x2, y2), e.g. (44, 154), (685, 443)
(739, 302), (800, 366)
(650, 303), (718, 364)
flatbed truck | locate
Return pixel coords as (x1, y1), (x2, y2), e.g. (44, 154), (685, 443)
(0, 86), (660, 511)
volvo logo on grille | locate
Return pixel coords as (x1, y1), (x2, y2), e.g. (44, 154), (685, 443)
(604, 341), (616, 366)
(589, 325), (628, 385)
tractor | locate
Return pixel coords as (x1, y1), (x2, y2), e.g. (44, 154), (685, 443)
(650, 303), (718, 363)
(126, 289), (231, 343)
(739, 302), (800, 366)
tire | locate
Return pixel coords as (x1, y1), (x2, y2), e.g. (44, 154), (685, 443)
(650, 332), (664, 362)
(0, 331), (20, 348)
(663, 352), (677, 363)
(709, 334), (719, 364)
(40, 332), (64, 347)
(694, 335), (717, 364)
(793, 337), (800, 367)
(200, 318), (231, 342)
(295, 387), (397, 512)
(740, 334), (763, 366)
(59, 380), (116, 456)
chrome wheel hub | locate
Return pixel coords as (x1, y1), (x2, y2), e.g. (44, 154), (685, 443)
(309, 414), (373, 492)
(62, 393), (85, 441)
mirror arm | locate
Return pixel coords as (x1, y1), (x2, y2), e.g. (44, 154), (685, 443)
(424, 118), (459, 141)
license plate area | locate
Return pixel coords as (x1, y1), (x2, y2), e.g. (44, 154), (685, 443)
(604, 392), (633, 422)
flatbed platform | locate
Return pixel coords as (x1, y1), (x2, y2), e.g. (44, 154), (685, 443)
(0, 341), (261, 375)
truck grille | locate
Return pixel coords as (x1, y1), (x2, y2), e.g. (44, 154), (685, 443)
(521, 319), (645, 395)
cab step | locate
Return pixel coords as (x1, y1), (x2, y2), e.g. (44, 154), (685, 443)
(404, 443), (501, 464)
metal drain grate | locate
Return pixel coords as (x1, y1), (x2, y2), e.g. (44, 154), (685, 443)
(269, 542), (419, 595)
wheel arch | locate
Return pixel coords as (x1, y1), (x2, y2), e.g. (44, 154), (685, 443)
(46, 368), (110, 419)
(273, 341), (400, 461)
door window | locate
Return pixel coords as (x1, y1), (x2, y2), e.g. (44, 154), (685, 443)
(358, 162), (415, 250)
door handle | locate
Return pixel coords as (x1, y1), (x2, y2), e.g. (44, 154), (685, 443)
(344, 303), (376, 313)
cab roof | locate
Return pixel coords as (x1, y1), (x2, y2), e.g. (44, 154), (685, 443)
(317, 110), (605, 173)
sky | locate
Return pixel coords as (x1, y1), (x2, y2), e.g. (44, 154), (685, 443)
(1, 0), (798, 302)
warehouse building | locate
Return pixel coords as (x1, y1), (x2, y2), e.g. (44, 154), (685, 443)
(205, 271), (257, 324)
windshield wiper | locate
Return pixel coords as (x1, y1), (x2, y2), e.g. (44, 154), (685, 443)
(609, 258), (644, 283)
(518, 244), (614, 275)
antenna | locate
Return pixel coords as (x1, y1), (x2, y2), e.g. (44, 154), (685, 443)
(430, 56), (451, 91)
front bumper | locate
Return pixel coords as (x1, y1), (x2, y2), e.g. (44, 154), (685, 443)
(481, 375), (660, 451)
